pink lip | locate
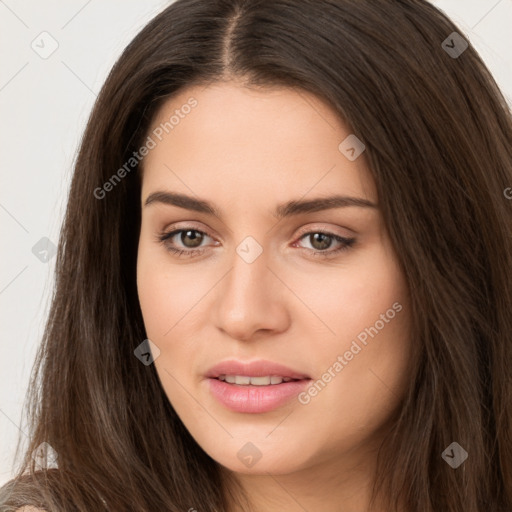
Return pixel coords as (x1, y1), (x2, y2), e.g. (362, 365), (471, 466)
(207, 378), (311, 413)
(204, 359), (312, 414)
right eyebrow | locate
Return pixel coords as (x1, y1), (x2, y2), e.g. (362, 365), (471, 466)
(144, 191), (218, 215)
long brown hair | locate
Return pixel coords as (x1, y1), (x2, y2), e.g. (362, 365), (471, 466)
(1, 0), (511, 510)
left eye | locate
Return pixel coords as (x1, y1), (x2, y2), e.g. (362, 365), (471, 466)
(295, 231), (355, 256)
(157, 228), (356, 259)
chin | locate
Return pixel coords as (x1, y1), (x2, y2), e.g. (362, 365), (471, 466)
(198, 434), (315, 476)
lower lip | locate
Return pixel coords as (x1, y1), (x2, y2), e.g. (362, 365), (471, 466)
(206, 378), (311, 413)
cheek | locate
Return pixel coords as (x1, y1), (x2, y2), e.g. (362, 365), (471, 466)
(136, 243), (216, 398)
(136, 256), (200, 416)
(296, 244), (412, 423)
(136, 239), (202, 338)
(137, 268), (188, 335)
(300, 243), (408, 344)
(300, 305), (411, 458)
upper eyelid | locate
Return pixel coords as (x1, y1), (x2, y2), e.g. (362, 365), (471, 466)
(163, 220), (353, 239)
(294, 223), (351, 238)
(162, 225), (351, 249)
(163, 224), (216, 242)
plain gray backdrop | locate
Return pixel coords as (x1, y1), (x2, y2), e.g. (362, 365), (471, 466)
(1, 0), (511, 487)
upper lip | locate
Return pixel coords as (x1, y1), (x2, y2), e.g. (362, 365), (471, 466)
(205, 359), (311, 380)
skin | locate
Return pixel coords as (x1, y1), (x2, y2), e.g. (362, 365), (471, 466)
(136, 81), (412, 512)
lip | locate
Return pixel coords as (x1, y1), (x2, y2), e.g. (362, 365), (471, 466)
(205, 359), (311, 380)
(204, 359), (312, 414)
(206, 377), (311, 413)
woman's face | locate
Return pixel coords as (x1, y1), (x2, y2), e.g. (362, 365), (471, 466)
(137, 81), (412, 476)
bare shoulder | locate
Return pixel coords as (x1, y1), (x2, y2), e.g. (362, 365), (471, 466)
(15, 507), (47, 512)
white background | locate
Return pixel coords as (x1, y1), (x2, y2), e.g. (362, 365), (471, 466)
(1, 0), (511, 487)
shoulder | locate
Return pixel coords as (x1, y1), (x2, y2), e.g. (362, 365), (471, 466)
(1, 469), (58, 510)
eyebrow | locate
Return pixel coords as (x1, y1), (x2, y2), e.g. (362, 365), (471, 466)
(144, 191), (377, 219)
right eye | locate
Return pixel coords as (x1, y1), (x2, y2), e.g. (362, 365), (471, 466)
(157, 227), (216, 258)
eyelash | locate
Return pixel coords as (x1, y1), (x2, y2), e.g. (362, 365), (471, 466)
(156, 227), (356, 259)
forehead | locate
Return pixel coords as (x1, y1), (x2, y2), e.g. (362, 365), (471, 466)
(140, 81), (376, 207)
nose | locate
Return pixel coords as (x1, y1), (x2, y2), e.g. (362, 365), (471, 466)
(212, 243), (290, 342)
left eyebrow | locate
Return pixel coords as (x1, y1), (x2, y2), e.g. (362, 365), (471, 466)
(143, 191), (377, 219)
(273, 195), (377, 218)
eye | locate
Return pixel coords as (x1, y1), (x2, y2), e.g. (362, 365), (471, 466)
(157, 227), (215, 258)
(294, 231), (356, 258)
(156, 226), (356, 259)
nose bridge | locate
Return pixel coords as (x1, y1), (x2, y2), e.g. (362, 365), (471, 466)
(224, 236), (270, 307)
(213, 234), (288, 340)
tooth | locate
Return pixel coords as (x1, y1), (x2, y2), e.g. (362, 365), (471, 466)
(234, 375), (251, 385)
(251, 376), (272, 386)
(219, 375), (295, 385)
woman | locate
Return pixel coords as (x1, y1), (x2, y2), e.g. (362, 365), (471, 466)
(1, 0), (511, 510)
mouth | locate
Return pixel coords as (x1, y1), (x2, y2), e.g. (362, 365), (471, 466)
(204, 360), (313, 413)
(205, 359), (312, 381)
(213, 375), (307, 386)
